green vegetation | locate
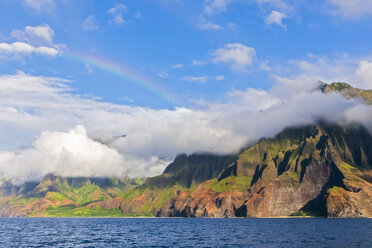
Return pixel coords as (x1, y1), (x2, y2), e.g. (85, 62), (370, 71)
(147, 153), (238, 188)
(206, 176), (252, 193)
(329, 186), (341, 195)
(45, 205), (126, 217)
(1, 119), (372, 218)
(0, 175), (151, 217)
(286, 170), (300, 184)
(46, 192), (68, 203)
(68, 184), (105, 204)
(119, 184), (189, 215)
(330, 82), (351, 91)
(8, 196), (41, 207)
(120, 186), (143, 200)
(150, 187), (177, 210)
(289, 211), (308, 217)
(338, 162), (361, 180)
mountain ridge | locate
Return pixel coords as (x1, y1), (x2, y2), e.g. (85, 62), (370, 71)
(0, 82), (371, 218)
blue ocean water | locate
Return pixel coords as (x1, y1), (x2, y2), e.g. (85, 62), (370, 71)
(0, 218), (370, 247)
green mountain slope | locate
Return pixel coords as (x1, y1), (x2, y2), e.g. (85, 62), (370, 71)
(0, 82), (371, 218)
(145, 153), (238, 188)
(0, 175), (143, 217)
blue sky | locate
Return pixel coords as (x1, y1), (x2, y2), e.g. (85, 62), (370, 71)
(1, 0), (372, 180)
(1, 0), (372, 109)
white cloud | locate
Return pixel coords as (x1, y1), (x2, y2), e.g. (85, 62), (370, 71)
(272, 53), (372, 89)
(199, 0), (294, 31)
(327, 0), (372, 19)
(23, 0), (55, 13)
(255, 0), (294, 26)
(172, 64), (183, 69)
(181, 76), (209, 83)
(0, 72), (244, 182)
(1, 24), (63, 60)
(0, 126), (127, 183)
(11, 24), (55, 45)
(265, 10), (287, 28)
(0, 42), (59, 58)
(216, 75), (225, 80)
(355, 61), (372, 89)
(211, 43), (256, 72)
(197, 0), (233, 31)
(34, 46), (59, 57)
(204, 0), (234, 15)
(108, 4), (127, 26)
(0, 42), (34, 55)
(83, 15), (99, 31)
(197, 19), (222, 30)
(0, 72), (370, 183)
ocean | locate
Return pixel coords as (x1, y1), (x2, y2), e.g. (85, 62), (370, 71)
(0, 218), (371, 247)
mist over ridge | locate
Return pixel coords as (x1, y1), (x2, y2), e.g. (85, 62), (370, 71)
(0, 72), (371, 183)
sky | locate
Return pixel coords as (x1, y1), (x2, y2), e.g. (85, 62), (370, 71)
(0, 0), (372, 183)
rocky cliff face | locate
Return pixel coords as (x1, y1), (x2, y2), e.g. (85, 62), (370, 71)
(146, 153), (238, 188)
(0, 122), (370, 218)
(156, 122), (372, 218)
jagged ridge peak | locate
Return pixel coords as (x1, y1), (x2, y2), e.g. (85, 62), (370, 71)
(319, 81), (372, 104)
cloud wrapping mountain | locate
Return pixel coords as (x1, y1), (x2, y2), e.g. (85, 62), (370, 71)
(0, 72), (370, 183)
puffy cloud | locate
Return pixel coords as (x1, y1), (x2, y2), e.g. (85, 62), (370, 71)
(0, 72), (245, 182)
(108, 4), (127, 26)
(198, 0), (294, 31)
(0, 72), (371, 183)
(1, 24), (63, 60)
(11, 24), (55, 45)
(255, 0), (294, 27)
(23, 0), (54, 13)
(344, 104), (372, 130)
(284, 54), (356, 82)
(0, 126), (127, 184)
(326, 0), (372, 19)
(265, 10), (287, 28)
(211, 43), (256, 72)
(355, 61), (372, 89)
(272, 53), (372, 89)
(83, 15), (99, 31)
(0, 42), (59, 58)
(197, 0), (233, 31)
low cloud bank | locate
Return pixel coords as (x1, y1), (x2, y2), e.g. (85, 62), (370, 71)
(0, 72), (371, 183)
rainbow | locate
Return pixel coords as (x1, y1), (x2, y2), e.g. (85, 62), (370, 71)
(63, 52), (178, 105)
